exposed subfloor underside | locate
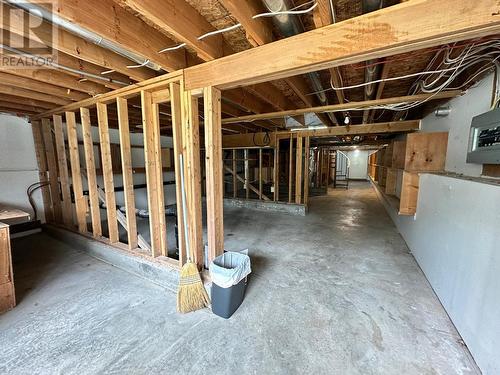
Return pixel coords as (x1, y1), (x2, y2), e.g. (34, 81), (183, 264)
(0, 182), (478, 374)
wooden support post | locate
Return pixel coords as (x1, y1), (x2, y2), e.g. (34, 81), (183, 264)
(303, 136), (310, 207)
(181, 89), (203, 267)
(31, 120), (53, 222)
(96, 103), (119, 243)
(232, 149), (237, 198)
(170, 82), (186, 265)
(259, 148), (263, 200)
(325, 149), (331, 189)
(224, 165), (271, 201)
(203, 86), (224, 263)
(274, 138), (279, 201)
(116, 98), (138, 250)
(80, 108), (102, 238)
(244, 149), (250, 199)
(52, 115), (72, 226)
(65, 111), (87, 233)
(295, 136), (303, 204)
(40, 118), (62, 223)
(141, 91), (166, 257)
(288, 134), (293, 203)
(0, 223), (16, 313)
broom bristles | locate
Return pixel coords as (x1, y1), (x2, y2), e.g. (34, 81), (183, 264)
(177, 261), (210, 313)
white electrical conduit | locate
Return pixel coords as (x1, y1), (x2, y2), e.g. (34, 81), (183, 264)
(5, 0), (161, 72)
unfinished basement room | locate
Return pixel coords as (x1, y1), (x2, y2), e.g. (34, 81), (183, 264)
(1, 0), (499, 374)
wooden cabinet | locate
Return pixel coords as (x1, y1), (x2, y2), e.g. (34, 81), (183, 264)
(368, 131), (448, 215)
(0, 223), (15, 314)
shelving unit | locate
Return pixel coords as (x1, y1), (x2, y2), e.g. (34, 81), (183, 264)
(369, 132), (448, 215)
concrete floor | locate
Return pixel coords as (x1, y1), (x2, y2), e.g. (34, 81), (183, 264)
(0, 181), (479, 374)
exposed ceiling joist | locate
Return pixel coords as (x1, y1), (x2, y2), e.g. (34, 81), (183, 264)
(0, 85), (71, 106)
(1, 68), (109, 96)
(184, 0), (500, 90)
(1, 3), (153, 81)
(33, 0), (186, 71)
(0, 72), (90, 102)
(114, 0), (299, 115)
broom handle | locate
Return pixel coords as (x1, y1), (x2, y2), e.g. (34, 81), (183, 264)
(179, 154), (192, 262)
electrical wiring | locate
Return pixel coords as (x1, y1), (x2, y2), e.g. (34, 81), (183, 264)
(252, 1), (318, 19)
(126, 59), (151, 69)
(27, 181), (50, 221)
(158, 1), (318, 52)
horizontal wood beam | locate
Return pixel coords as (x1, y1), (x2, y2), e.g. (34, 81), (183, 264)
(278, 120), (420, 138)
(221, 91), (462, 124)
(184, 0), (500, 90)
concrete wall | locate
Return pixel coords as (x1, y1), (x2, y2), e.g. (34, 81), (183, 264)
(346, 150), (369, 179)
(378, 74), (500, 374)
(0, 114), (45, 222)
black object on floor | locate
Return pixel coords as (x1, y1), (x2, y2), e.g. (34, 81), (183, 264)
(211, 277), (247, 319)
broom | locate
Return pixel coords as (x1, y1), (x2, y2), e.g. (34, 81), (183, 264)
(177, 154), (210, 313)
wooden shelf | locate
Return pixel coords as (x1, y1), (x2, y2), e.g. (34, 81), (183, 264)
(368, 132), (448, 215)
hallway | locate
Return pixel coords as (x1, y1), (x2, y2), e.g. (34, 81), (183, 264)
(0, 182), (478, 374)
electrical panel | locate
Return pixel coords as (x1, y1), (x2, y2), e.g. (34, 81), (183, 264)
(467, 107), (500, 164)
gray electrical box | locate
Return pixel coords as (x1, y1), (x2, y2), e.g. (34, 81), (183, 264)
(467, 107), (500, 164)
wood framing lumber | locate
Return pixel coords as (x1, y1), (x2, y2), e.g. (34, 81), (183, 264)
(32, 71), (182, 120)
(221, 91), (461, 124)
(274, 140), (279, 202)
(224, 165), (271, 201)
(96, 103), (119, 243)
(259, 149), (263, 200)
(184, 0), (500, 90)
(3, 69), (109, 96)
(116, 98), (138, 250)
(80, 108), (103, 238)
(288, 135), (293, 203)
(118, 0), (223, 61)
(232, 150), (237, 198)
(0, 73), (89, 102)
(203, 86), (224, 263)
(0, 85), (70, 106)
(181, 89), (204, 266)
(141, 91), (167, 257)
(36, 0), (185, 71)
(65, 111), (87, 232)
(40, 118), (62, 223)
(295, 136), (303, 204)
(2, 3), (153, 81)
(303, 136), (310, 207)
(169, 82), (186, 265)
(52, 114), (73, 226)
(30, 120), (53, 222)
(286, 120), (420, 138)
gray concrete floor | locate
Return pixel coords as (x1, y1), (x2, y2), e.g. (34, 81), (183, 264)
(0, 181), (479, 374)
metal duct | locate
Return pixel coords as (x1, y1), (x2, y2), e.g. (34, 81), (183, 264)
(6, 1), (163, 72)
(261, 0), (337, 125)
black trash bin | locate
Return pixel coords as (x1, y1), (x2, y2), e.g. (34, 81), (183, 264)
(211, 277), (248, 319)
(210, 251), (251, 319)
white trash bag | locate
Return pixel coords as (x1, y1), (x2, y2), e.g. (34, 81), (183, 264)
(209, 250), (251, 289)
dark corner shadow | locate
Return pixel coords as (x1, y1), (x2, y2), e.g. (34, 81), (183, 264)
(10, 233), (66, 304)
